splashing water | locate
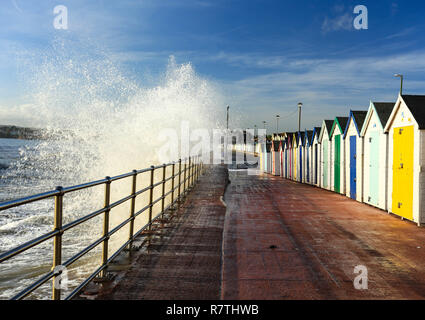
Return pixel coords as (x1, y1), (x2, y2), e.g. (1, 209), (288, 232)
(0, 39), (225, 299)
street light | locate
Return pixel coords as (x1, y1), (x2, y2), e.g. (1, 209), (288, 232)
(394, 74), (403, 95)
(298, 102), (303, 132)
(226, 105), (230, 130)
(276, 115), (280, 135)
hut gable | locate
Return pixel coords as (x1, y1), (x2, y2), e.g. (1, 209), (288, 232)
(330, 117), (349, 138)
(319, 120), (333, 142)
(400, 95), (425, 129)
(312, 127), (321, 143)
(373, 102), (395, 128)
(298, 131), (305, 146)
(361, 101), (395, 136)
(305, 130), (314, 146)
(384, 95), (423, 132)
(344, 110), (367, 138)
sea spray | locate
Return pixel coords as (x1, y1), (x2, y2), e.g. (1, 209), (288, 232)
(0, 38), (226, 299)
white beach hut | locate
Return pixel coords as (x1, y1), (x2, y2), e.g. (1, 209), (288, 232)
(343, 110), (367, 202)
(384, 94), (425, 225)
(318, 120), (334, 190)
(360, 102), (394, 210)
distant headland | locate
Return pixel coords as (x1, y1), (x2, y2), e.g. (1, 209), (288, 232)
(0, 125), (43, 140)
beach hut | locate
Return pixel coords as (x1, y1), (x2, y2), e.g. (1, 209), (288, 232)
(304, 130), (314, 184)
(311, 127), (322, 186)
(272, 139), (281, 176)
(266, 141), (272, 174)
(319, 120), (334, 190)
(285, 133), (294, 179)
(329, 117), (349, 194)
(343, 110), (367, 201)
(260, 142), (267, 173)
(384, 94), (425, 225)
(279, 133), (286, 177)
(292, 133), (298, 181)
(360, 102), (394, 210)
(297, 131), (305, 182)
(280, 137), (285, 177)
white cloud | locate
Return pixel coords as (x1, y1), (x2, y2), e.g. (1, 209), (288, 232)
(322, 12), (354, 33)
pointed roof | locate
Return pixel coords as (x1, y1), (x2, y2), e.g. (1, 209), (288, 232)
(324, 120), (333, 135)
(266, 141), (272, 152)
(344, 110), (367, 138)
(285, 132), (294, 147)
(400, 95), (425, 129)
(373, 102), (395, 128)
(330, 117), (349, 137)
(319, 120), (334, 141)
(312, 127), (321, 141)
(297, 131), (305, 146)
(304, 130), (314, 146)
(273, 140), (281, 151)
(361, 101), (395, 135)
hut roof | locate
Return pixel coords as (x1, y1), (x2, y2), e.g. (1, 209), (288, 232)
(401, 95), (425, 129)
(373, 102), (395, 128)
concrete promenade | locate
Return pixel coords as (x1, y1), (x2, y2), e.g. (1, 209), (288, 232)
(91, 165), (425, 300)
(222, 170), (425, 299)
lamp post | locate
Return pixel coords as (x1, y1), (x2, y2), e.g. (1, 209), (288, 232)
(298, 102), (302, 133)
(276, 115), (280, 135)
(226, 106), (230, 130)
(394, 74), (403, 95)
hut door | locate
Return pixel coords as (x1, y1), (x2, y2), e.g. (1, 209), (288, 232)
(350, 135), (357, 199)
(314, 145), (318, 184)
(334, 135), (341, 193)
(323, 140), (329, 188)
(307, 147), (310, 183)
(369, 132), (380, 205)
(299, 147), (303, 182)
(392, 126), (414, 220)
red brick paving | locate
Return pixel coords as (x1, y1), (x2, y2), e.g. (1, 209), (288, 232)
(222, 171), (425, 299)
(91, 166), (425, 300)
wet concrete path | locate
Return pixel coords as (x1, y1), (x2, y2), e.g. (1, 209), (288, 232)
(94, 165), (228, 300)
(92, 166), (425, 300)
(222, 170), (425, 299)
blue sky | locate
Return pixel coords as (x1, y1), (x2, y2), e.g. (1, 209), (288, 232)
(1, 0), (425, 131)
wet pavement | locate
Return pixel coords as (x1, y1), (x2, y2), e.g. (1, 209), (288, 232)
(92, 165), (228, 300)
(222, 171), (425, 299)
(91, 165), (425, 300)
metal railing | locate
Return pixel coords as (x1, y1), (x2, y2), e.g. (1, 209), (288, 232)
(0, 155), (204, 300)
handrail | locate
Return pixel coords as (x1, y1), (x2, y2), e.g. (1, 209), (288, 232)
(0, 155), (204, 300)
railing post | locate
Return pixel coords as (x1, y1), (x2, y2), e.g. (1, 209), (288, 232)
(192, 156), (196, 186)
(196, 156), (199, 181)
(161, 164), (166, 218)
(128, 170), (137, 249)
(183, 158), (188, 196)
(171, 162), (175, 206)
(52, 186), (64, 300)
(100, 177), (111, 278)
(178, 159), (182, 202)
(148, 166), (155, 230)
(188, 157), (191, 190)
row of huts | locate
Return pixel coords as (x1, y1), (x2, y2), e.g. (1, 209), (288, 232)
(259, 94), (425, 226)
